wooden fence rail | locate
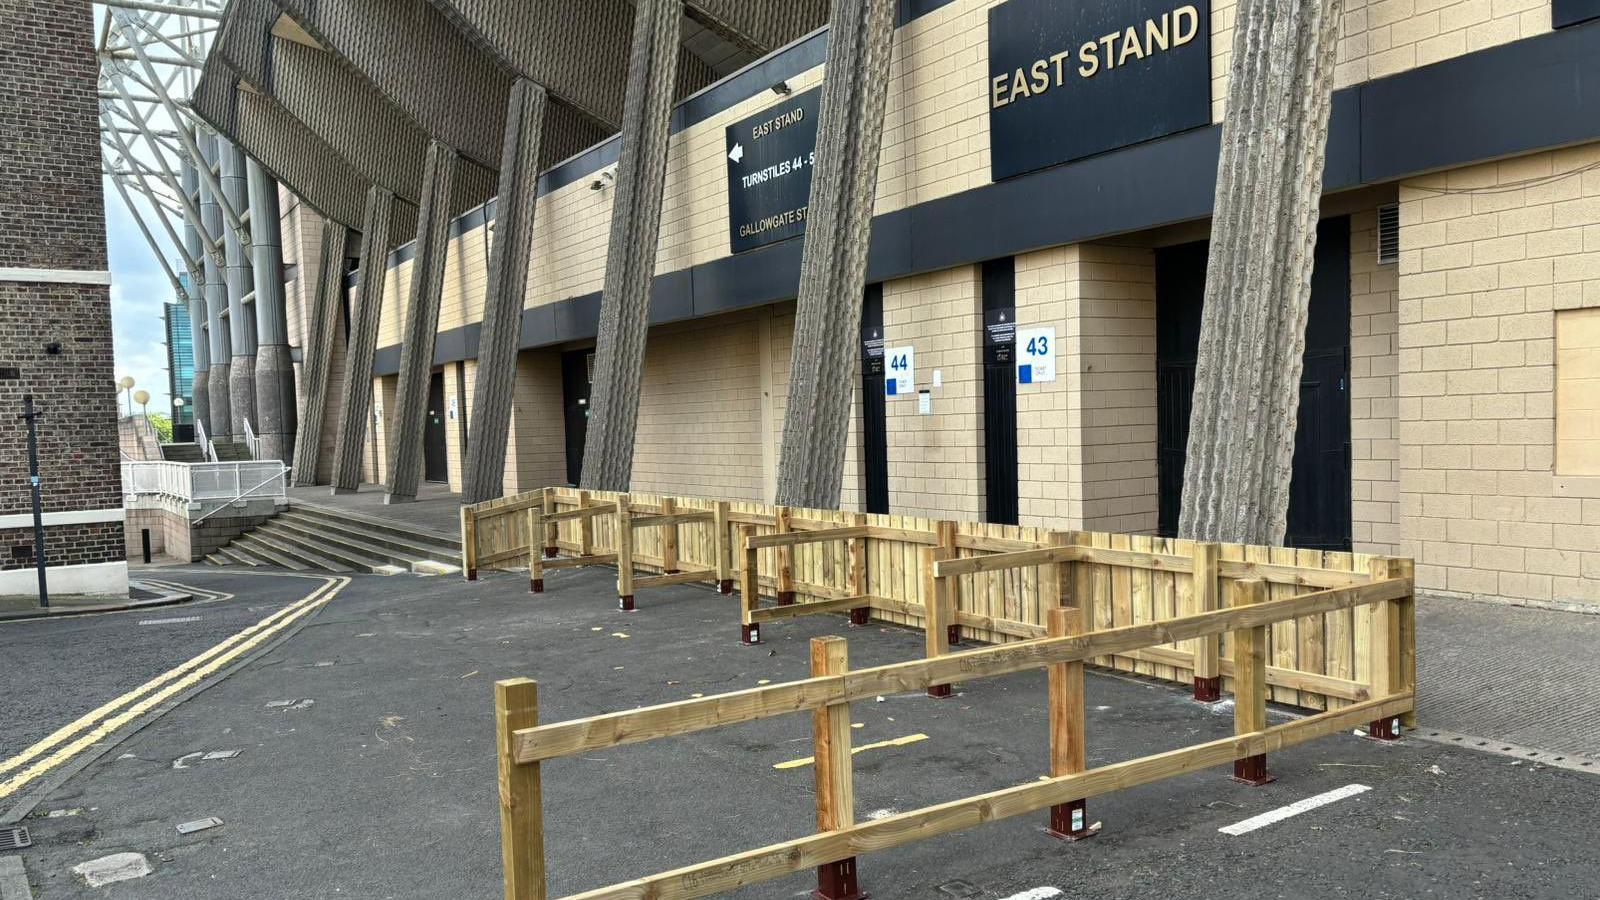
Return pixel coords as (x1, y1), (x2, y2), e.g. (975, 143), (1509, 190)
(495, 571), (1416, 900)
(464, 487), (1400, 712)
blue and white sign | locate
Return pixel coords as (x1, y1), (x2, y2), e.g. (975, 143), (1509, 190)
(1016, 326), (1056, 384)
(885, 345), (915, 396)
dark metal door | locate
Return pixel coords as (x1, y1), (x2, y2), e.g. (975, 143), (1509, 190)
(982, 258), (1019, 524)
(424, 372), (448, 483)
(1155, 217), (1352, 550)
(561, 350), (592, 487)
(860, 285), (889, 514)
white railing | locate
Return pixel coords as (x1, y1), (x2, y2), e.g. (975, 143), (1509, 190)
(123, 460), (289, 505)
(242, 417), (262, 460)
(194, 418), (217, 462)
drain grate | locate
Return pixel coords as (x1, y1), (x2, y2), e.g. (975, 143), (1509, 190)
(1415, 726), (1600, 776)
(0, 826), (31, 851)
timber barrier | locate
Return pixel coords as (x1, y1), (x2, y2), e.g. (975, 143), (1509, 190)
(493, 564), (1417, 899)
(463, 486), (1414, 713)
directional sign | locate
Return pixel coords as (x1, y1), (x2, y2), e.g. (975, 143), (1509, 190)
(725, 88), (821, 254)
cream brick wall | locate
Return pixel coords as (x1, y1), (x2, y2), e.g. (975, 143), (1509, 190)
(1015, 244), (1159, 532)
(881, 266), (985, 521)
(504, 351), (567, 494)
(1557, 307), (1600, 475)
(1351, 208), (1402, 555)
(1397, 141), (1600, 606)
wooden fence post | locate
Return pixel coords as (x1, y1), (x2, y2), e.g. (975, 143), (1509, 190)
(1046, 607), (1094, 840)
(615, 495), (635, 611)
(775, 506), (795, 605)
(714, 501), (733, 594)
(461, 504), (478, 581)
(1191, 542), (1221, 701)
(496, 678), (544, 900)
(847, 512), (869, 625)
(527, 506), (544, 594)
(810, 636), (862, 900)
(1230, 578), (1273, 785)
(1366, 557), (1415, 737)
(739, 525), (761, 644)
(1042, 531), (1075, 611)
(937, 521), (960, 645)
(923, 546), (955, 698)
(577, 490), (593, 557)
(661, 497), (680, 574)
(541, 487), (558, 559)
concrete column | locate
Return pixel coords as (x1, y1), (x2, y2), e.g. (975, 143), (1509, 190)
(328, 185), (395, 493)
(182, 159), (211, 437)
(464, 79), (546, 504)
(385, 141), (458, 503)
(1178, 0), (1344, 545)
(290, 218), (349, 486)
(774, 0), (898, 509)
(197, 131), (233, 440)
(219, 139), (257, 440)
(577, 0), (680, 492)
(247, 159), (296, 463)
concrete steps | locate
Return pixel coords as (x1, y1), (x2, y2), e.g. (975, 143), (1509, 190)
(161, 443), (206, 463)
(212, 441), (252, 461)
(202, 501), (462, 576)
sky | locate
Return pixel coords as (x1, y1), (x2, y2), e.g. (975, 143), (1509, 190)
(105, 175), (182, 418)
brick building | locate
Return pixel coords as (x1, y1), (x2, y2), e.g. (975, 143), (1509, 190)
(202, 0), (1600, 610)
(0, 0), (124, 596)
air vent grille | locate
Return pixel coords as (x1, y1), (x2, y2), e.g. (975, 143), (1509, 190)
(1378, 203), (1400, 265)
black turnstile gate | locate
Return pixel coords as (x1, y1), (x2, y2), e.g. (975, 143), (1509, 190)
(1155, 217), (1353, 550)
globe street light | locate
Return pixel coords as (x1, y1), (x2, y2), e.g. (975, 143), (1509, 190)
(118, 375), (135, 417)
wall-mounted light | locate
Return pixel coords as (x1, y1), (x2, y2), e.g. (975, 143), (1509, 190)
(589, 169), (616, 192)
(770, 80), (791, 96)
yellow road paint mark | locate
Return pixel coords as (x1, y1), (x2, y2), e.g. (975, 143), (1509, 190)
(757, 679), (771, 685)
(851, 723), (864, 729)
(773, 733), (929, 770)
(611, 632), (629, 639)
(0, 574), (348, 800)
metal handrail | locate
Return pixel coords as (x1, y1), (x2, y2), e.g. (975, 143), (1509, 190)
(242, 416), (262, 460)
(194, 417), (216, 462)
(192, 462), (292, 526)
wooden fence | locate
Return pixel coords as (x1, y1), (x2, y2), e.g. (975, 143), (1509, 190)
(462, 486), (1407, 712)
(494, 567), (1417, 899)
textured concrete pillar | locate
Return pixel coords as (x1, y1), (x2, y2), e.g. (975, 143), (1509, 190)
(328, 186), (395, 493)
(291, 218), (349, 486)
(385, 141), (458, 503)
(1179, 0), (1344, 545)
(197, 131), (233, 440)
(247, 159), (296, 463)
(774, 0), (898, 509)
(577, 0), (680, 492)
(182, 159), (211, 436)
(464, 79), (546, 504)
(220, 139), (258, 440)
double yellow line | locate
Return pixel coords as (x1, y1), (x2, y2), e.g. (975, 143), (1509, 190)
(0, 573), (349, 801)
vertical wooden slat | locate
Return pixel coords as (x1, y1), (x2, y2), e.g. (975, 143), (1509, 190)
(923, 546), (954, 698)
(714, 501), (732, 593)
(740, 525), (761, 644)
(1367, 556), (1413, 735)
(527, 507), (544, 593)
(615, 495), (635, 611)
(776, 506), (795, 605)
(1046, 607), (1092, 839)
(462, 505), (479, 580)
(937, 521), (958, 644)
(1190, 542), (1220, 701)
(541, 488), (557, 558)
(848, 512), (869, 625)
(660, 497), (680, 574)
(577, 490), (593, 556)
(810, 636), (862, 898)
(496, 678), (544, 900)
(1230, 578), (1272, 784)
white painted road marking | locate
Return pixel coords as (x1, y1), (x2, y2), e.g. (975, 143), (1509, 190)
(999, 889), (1063, 900)
(138, 616), (201, 626)
(1218, 783), (1372, 836)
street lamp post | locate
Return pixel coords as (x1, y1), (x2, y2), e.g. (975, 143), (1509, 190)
(118, 375), (135, 418)
(19, 395), (48, 608)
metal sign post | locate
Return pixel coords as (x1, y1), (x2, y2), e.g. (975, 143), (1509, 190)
(20, 395), (48, 608)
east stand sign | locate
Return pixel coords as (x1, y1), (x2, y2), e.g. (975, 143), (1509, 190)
(988, 0), (1211, 181)
(725, 87), (821, 254)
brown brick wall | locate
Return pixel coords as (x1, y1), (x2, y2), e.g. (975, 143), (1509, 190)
(0, 521), (123, 572)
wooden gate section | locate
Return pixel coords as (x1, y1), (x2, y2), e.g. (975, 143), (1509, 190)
(464, 487), (1407, 712)
(494, 568), (1416, 900)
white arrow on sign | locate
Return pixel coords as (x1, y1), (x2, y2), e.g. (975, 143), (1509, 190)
(728, 142), (744, 163)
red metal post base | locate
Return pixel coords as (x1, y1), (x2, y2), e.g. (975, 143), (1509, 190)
(849, 607), (870, 626)
(1047, 799), (1094, 841)
(544, 547), (558, 559)
(718, 579), (733, 595)
(741, 623), (761, 645)
(530, 578), (544, 593)
(813, 858), (866, 900)
(466, 568), (477, 581)
(927, 683), (952, 699)
(1232, 755), (1275, 785)
(618, 594), (635, 612)
(1193, 676), (1221, 702)
(1368, 716), (1400, 741)
(665, 569), (680, 575)
(947, 624), (961, 646)
(778, 590), (796, 606)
